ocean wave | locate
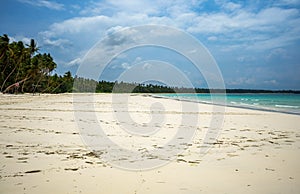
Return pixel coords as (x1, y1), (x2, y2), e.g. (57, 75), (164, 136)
(275, 104), (299, 109)
(157, 94), (300, 115)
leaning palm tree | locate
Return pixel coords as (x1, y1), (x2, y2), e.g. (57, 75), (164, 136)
(3, 39), (40, 93)
(1, 41), (26, 92)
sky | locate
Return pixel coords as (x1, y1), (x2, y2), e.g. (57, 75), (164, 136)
(1, 0), (300, 90)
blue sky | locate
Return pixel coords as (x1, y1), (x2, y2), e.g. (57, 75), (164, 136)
(1, 0), (300, 89)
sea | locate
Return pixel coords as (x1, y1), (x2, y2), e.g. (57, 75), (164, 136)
(156, 93), (300, 115)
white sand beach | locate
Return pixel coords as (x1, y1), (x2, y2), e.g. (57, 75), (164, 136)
(0, 93), (299, 194)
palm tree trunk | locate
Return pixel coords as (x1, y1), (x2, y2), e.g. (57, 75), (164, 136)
(1, 60), (9, 75)
(21, 75), (31, 93)
(1, 64), (17, 92)
(3, 76), (30, 93)
(32, 74), (43, 94)
(50, 79), (67, 93)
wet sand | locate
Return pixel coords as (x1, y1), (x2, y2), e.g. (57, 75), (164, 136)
(0, 93), (299, 193)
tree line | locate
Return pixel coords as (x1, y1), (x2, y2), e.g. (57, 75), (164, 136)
(0, 34), (73, 94)
(72, 79), (300, 94)
(1, 34), (299, 94)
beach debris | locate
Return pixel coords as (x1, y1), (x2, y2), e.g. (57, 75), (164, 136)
(265, 168), (275, 171)
(84, 151), (102, 158)
(64, 168), (79, 171)
(177, 158), (187, 163)
(188, 160), (200, 164)
(25, 170), (41, 174)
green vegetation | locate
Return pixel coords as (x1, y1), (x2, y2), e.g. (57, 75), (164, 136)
(1, 34), (299, 94)
(0, 34), (73, 94)
(73, 79), (300, 94)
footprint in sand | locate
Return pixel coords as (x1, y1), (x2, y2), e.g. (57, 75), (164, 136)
(227, 153), (239, 157)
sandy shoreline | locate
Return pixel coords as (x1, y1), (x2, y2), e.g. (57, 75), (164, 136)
(0, 93), (299, 193)
(151, 93), (300, 116)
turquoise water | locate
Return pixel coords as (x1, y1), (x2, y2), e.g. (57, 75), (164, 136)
(157, 93), (300, 115)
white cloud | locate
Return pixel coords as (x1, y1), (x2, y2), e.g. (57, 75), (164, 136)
(236, 55), (255, 63)
(208, 36), (218, 41)
(18, 0), (64, 10)
(142, 62), (152, 70)
(37, 1), (300, 41)
(227, 77), (256, 86)
(40, 1), (299, 51)
(8, 36), (17, 43)
(66, 58), (81, 66)
(246, 26), (300, 50)
(265, 48), (290, 61)
(9, 35), (31, 45)
(42, 38), (71, 48)
(47, 15), (112, 35)
(134, 57), (142, 63)
(36, 0), (300, 77)
(184, 6), (300, 51)
(186, 7), (299, 34)
(263, 79), (278, 85)
(224, 2), (241, 11)
(121, 62), (131, 69)
(275, 0), (300, 6)
(215, 0), (242, 11)
(79, 0), (205, 17)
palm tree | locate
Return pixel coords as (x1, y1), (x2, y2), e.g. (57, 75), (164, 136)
(41, 53), (57, 92)
(27, 53), (56, 93)
(0, 35), (71, 94)
(1, 41), (26, 92)
(0, 34), (10, 61)
(0, 34), (13, 88)
(8, 39), (42, 93)
(26, 39), (39, 57)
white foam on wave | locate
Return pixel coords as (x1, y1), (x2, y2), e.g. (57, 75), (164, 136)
(275, 104), (299, 109)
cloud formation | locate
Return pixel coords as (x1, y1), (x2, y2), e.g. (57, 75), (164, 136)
(10, 0), (300, 89)
(18, 0), (64, 10)
(40, 0), (300, 53)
